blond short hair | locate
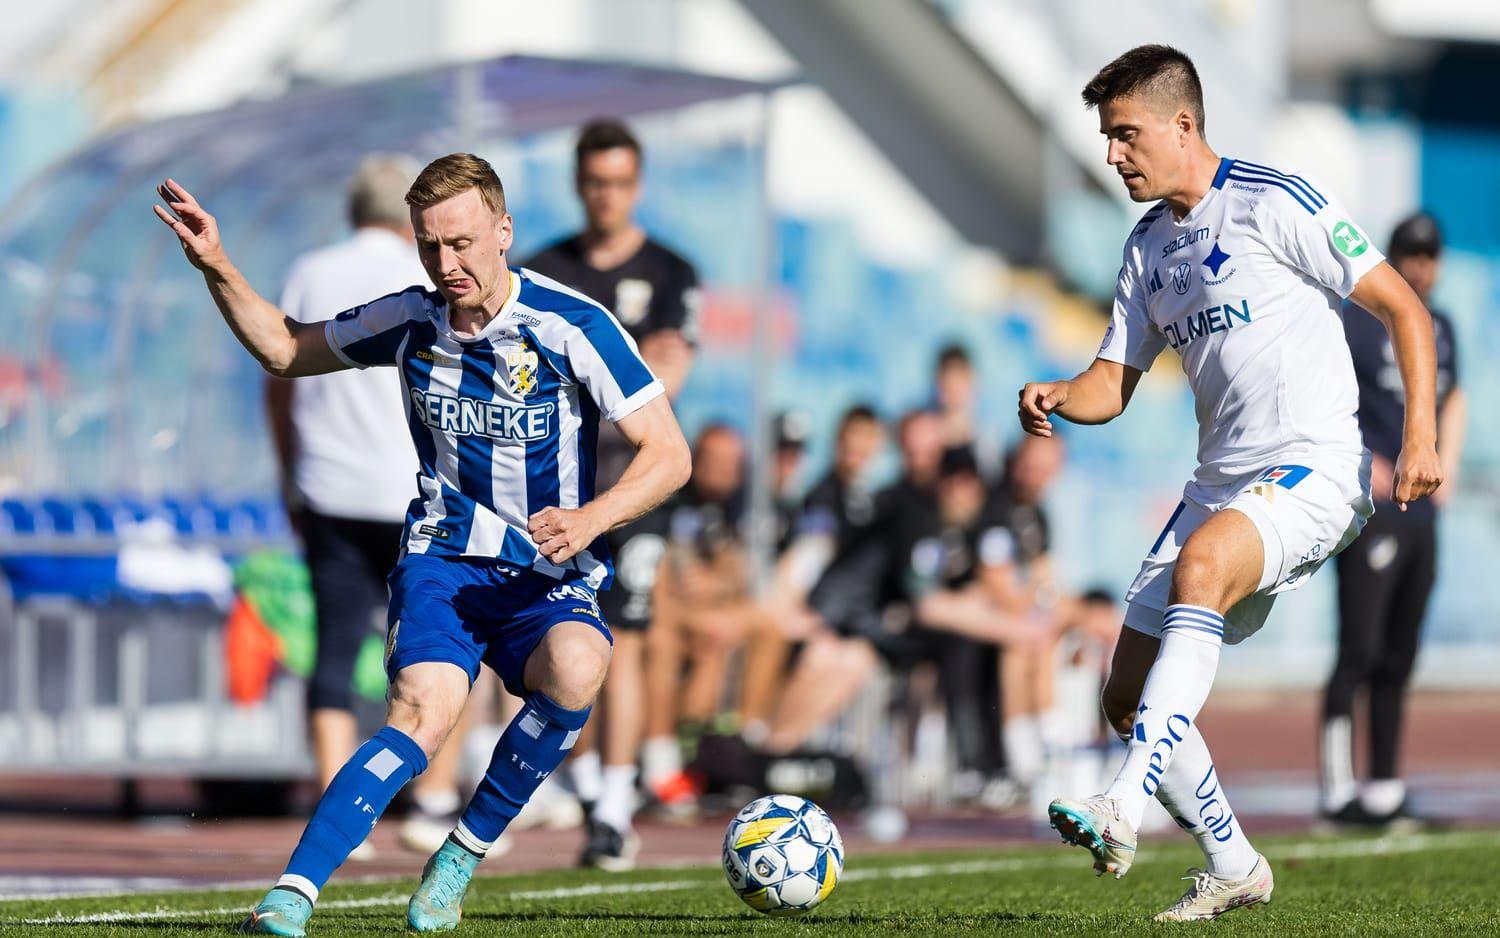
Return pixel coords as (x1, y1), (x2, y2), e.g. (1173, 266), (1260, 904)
(405, 153), (507, 215)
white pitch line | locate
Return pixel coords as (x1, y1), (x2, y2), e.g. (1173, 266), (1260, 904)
(10, 830), (1499, 927)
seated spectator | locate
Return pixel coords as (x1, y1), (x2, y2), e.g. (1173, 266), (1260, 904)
(653, 425), (785, 752)
(764, 404), (885, 645)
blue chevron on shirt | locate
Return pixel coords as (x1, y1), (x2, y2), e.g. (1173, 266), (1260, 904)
(323, 268), (664, 588)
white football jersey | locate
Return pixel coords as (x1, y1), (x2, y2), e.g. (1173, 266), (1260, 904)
(1098, 158), (1384, 489)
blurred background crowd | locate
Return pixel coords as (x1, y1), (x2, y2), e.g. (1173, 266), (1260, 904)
(2, 0), (1499, 871)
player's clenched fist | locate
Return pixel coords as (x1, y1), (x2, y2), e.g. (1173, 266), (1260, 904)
(1392, 443), (1443, 511)
(153, 179), (227, 272)
(1018, 381), (1069, 438)
(528, 506), (605, 565)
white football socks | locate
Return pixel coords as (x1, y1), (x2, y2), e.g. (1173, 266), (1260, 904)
(1360, 778), (1406, 816)
(1105, 604), (1223, 827)
(594, 764), (639, 833)
(568, 749), (604, 805)
(1151, 722), (1259, 879)
(641, 736), (681, 789)
(1320, 715), (1358, 813)
(1003, 715), (1046, 784)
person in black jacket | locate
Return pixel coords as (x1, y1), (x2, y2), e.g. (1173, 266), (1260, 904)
(1321, 212), (1467, 826)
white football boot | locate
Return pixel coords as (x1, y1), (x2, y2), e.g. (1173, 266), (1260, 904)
(1047, 794), (1137, 878)
(1154, 854), (1274, 922)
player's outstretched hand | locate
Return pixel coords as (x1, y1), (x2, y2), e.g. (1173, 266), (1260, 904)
(1017, 381), (1069, 437)
(1392, 443), (1442, 511)
(528, 506), (606, 565)
(153, 179), (226, 272)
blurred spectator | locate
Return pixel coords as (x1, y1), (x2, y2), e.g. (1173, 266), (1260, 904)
(524, 117), (701, 869)
(770, 411), (813, 556)
(932, 343), (1001, 476)
(765, 405), (885, 644)
(761, 410), (945, 753)
(658, 425), (783, 739)
(266, 154), (467, 858)
(1321, 212), (1467, 826)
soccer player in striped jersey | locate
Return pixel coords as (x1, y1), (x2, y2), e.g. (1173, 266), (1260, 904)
(156, 153), (691, 936)
(1017, 46), (1443, 921)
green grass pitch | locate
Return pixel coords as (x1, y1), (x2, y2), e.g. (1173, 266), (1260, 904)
(3, 830), (1497, 936)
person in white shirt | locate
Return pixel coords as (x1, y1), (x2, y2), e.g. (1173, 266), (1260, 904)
(265, 155), (426, 831)
(1017, 45), (1442, 922)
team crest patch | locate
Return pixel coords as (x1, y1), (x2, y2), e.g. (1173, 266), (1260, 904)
(615, 278), (654, 325)
(505, 346), (540, 397)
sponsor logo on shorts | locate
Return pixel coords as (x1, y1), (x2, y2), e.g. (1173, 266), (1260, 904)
(385, 619), (400, 666)
(548, 583), (602, 620)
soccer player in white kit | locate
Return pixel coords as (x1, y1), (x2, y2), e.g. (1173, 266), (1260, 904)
(1019, 45), (1444, 921)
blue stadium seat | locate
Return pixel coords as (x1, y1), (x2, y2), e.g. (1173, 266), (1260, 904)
(79, 498), (117, 535)
(38, 497), (82, 536)
(1, 499), (38, 537)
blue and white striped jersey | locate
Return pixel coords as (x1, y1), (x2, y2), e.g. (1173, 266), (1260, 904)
(324, 268), (664, 588)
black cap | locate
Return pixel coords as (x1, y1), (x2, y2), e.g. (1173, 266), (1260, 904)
(773, 411), (810, 451)
(1388, 212), (1442, 259)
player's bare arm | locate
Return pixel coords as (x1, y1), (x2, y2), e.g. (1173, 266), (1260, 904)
(1018, 358), (1144, 437)
(1348, 262), (1444, 509)
(154, 179), (346, 378)
(528, 394), (691, 564)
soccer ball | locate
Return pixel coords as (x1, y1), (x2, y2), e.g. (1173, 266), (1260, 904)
(722, 794), (843, 916)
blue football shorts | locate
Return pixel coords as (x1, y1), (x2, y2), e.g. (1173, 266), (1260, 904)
(385, 554), (612, 697)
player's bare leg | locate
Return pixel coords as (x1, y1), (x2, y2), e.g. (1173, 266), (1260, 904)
(1052, 510), (1269, 907)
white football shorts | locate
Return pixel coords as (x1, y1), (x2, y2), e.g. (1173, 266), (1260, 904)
(1123, 456), (1374, 644)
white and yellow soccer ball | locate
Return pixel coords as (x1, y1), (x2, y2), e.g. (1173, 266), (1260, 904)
(722, 794), (843, 916)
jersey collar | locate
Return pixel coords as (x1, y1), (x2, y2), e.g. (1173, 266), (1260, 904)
(1210, 157), (1234, 190)
(437, 270), (522, 343)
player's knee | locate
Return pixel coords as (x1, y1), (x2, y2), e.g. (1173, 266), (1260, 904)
(1170, 538), (1228, 606)
(385, 666), (469, 757)
(528, 623), (612, 710)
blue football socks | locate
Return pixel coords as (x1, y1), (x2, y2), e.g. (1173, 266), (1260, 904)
(278, 725), (428, 902)
(450, 693), (590, 856)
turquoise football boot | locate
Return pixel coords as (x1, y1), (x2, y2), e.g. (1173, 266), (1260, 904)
(408, 840), (480, 932)
(239, 886), (313, 936)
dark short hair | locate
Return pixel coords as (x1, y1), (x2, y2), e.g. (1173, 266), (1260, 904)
(837, 404), (880, 435)
(938, 445), (982, 481)
(1082, 44), (1206, 135)
(936, 342), (972, 372)
(576, 118), (642, 172)
(1388, 212), (1443, 260)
